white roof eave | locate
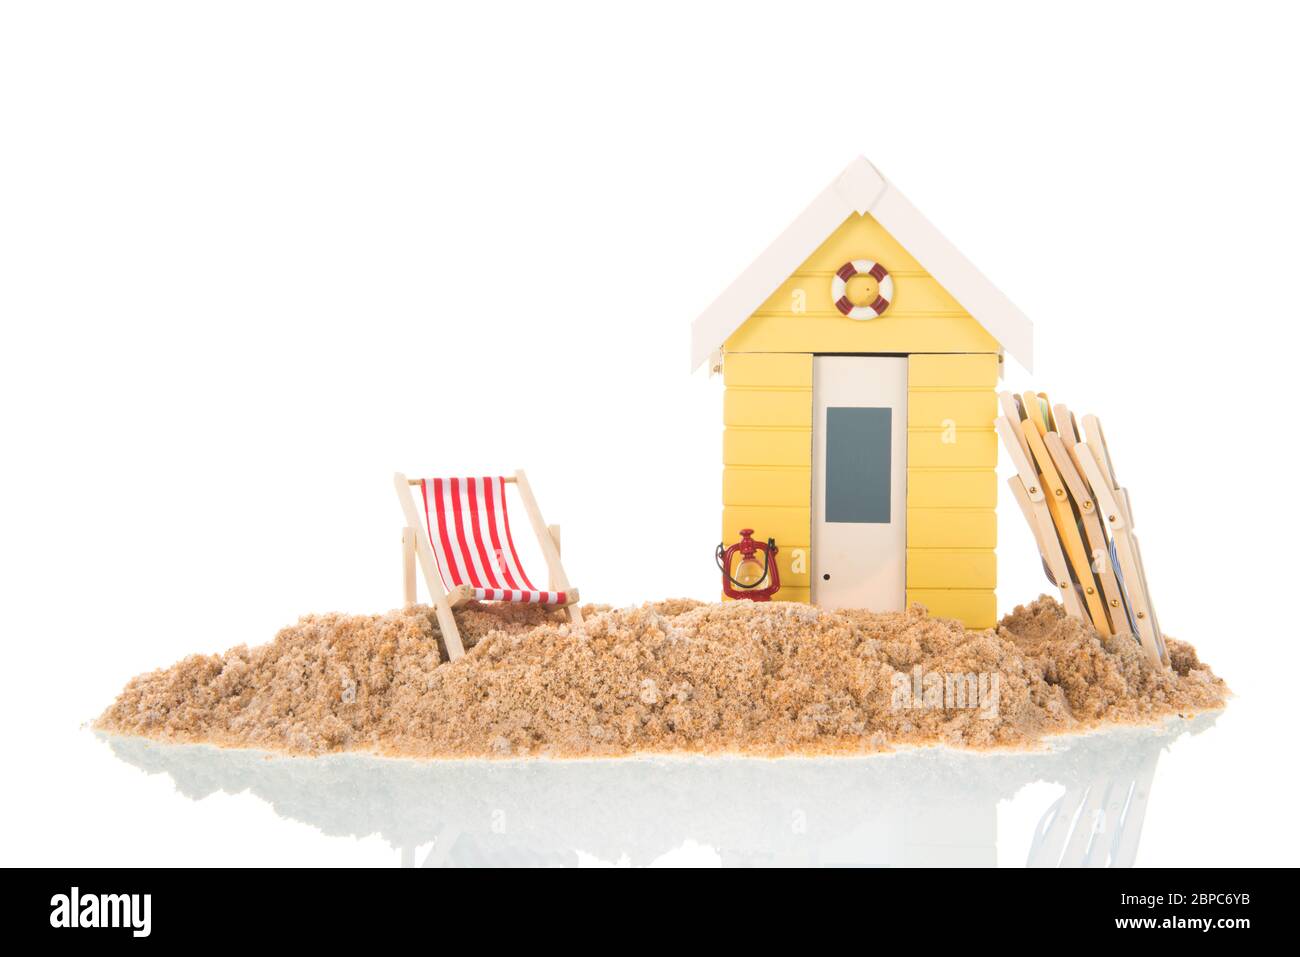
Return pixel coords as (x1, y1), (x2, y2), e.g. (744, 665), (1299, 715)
(689, 157), (1033, 373)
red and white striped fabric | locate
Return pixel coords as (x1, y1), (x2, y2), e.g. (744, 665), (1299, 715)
(417, 476), (567, 605)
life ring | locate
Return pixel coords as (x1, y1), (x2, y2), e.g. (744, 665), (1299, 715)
(832, 260), (893, 320)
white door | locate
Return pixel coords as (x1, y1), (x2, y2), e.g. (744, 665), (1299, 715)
(811, 356), (907, 610)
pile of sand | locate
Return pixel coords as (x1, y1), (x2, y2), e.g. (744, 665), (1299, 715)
(96, 597), (1227, 758)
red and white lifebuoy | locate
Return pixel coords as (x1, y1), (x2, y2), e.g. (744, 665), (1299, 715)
(832, 260), (893, 320)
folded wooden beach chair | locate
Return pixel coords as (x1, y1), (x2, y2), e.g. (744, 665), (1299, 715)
(394, 470), (582, 660)
(995, 389), (1168, 669)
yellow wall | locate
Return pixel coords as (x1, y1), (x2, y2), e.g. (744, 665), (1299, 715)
(724, 213), (1000, 355)
(718, 212), (1001, 628)
(721, 353), (811, 603)
(905, 353), (998, 628)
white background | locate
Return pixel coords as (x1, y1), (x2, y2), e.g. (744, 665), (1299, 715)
(2, 0), (1297, 866)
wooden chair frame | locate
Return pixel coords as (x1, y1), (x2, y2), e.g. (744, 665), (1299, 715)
(393, 469), (582, 660)
(996, 390), (1167, 669)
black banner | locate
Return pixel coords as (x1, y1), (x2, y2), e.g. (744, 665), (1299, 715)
(21, 867), (1279, 941)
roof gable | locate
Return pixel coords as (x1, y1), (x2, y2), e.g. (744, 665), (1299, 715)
(690, 157), (1033, 372)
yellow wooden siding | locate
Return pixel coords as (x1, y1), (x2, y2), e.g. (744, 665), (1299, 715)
(762, 548), (811, 590)
(908, 469), (997, 508)
(724, 212), (1001, 356)
(908, 353), (1000, 388)
(906, 353), (999, 629)
(721, 506), (810, 553)
(908, 390), (998, 430)
(907, 589), (997, 630)
(727, 317), (998, 356)
(723, 467), (810, 506)
(723, 429), (810, 466)
(907, 549), (996, 589)
(907, 508), (997, 549)
(907, 429), (998, 468)
(721, 352), (812, 603)
(755, 273), (970, 316)
(723, 389), (812, 428)
(722, 352), (812, 388)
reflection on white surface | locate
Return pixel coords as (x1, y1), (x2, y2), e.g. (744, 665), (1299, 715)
(1025, 751), (1161, 868)
(101, 714), (1217, 867)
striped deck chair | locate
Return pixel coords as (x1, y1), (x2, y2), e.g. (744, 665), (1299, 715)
(393, 469), (581, 660)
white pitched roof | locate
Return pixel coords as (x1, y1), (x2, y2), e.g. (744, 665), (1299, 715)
(690, 157), (1033, 372)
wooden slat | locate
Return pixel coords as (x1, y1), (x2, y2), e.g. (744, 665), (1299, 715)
(723, 428), (812, 466)
(907, 469), (996, 508)
(908, 353), (1000, 388)
(401, 527), (417, 607)
(907, 549), (996, 589)
(906, 589), (997, 629)
(1016, 396), (1112, 635)
(907, 508), (997, 548)
(998, 412), (1085, 620)
(408, 477), (516, 486)
(1044, 430), (1126, 634)
(513, 469), (583, 627)
(724, 389), (812, 428)
(722, 352), (812, 388)
(908, 390), (998, 430)
(1006, 473), (1084, 620)
(725, 314), (1000, 356)
(723, 467), (811, 507)
(392, 473), (466, 660)
(721, 506), (809, 550)
(906, 428), (998, 468)
(753, 272), (968, 316)
(1075, 437), (1166, 667)
(800, 212), (924, 270)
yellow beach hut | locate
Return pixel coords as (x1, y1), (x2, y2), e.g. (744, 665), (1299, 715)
(692, 157), (1034, 629)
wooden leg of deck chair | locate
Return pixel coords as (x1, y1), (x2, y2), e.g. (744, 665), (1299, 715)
(393, 473), (467, 661)
(401, 527), (418, 607)
(566, 599), (584, 627)
(514, 469), (583, 627)
(545, 523), (583, 624)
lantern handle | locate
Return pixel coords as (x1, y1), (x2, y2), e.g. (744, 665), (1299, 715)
(715, 539), (775, 589)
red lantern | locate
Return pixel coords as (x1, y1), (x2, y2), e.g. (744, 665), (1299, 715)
(716, 529), (780, 601)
